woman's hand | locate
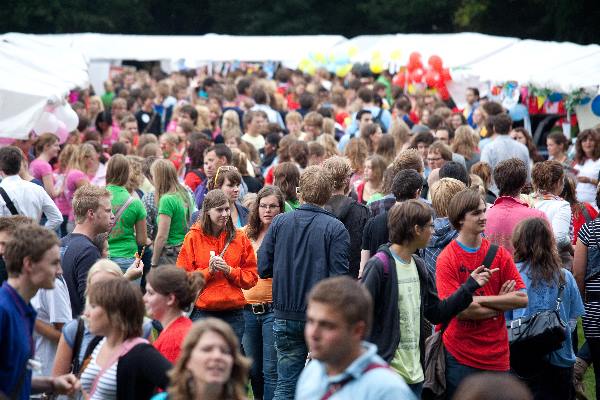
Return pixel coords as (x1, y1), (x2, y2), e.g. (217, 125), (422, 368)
(124, 259), (144, 281)
(470, 266), (499, 287)
(209, 255), (231, 275)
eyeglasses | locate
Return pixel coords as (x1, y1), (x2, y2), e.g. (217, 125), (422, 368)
(427, 157), (442, 163)
(259, 204), (281, 211)
(214, 165), (238, 186)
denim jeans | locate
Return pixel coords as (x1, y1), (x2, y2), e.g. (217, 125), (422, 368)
(408, 381), (423, 398)
(272, 318), (307, 400)
(190, 308), (245, 347)
(110, 257), (140, 286)
(242, 309), (277, 400)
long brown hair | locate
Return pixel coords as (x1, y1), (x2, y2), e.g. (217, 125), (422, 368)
(575, 129), (600, 165)
(166, 318), (251, 400)
(151, 159), (192, 216)
(512, 218), (564, 286)
(146, 265), (205, 312)
(273, 162), (299, 203)
(245, 186), (284, 241)
(198, 189), (236, 242)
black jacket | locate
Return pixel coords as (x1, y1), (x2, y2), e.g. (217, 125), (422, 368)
(324, 195), (369, 278)
(361, 245), (479, 364)
(116, 343), (171, 400)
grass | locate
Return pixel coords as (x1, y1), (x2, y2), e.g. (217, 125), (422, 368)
(578, 319), (596, 399)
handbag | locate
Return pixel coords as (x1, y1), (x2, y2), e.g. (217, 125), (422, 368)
(507, 274), (567, 357)
(422, 244), (499, 400)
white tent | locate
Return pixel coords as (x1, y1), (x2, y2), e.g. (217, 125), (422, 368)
(0, 33), (89, 139)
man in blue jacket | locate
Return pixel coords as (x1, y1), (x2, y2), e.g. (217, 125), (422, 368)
(258, 165), (350, 400)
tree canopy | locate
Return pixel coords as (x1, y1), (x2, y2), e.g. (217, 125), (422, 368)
(2, 0), (598, 45)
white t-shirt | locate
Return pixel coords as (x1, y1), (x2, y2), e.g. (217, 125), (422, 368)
(242, 133), (265, 151)
(31, 276), (72, 377)
(574, 158), (600, 208)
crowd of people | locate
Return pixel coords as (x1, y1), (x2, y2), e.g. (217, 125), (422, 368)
(1, 64), (600, 400)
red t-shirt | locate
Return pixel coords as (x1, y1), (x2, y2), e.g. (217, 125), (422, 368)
(153, 316), (193, 363)
(572, 203), (599, 245)
(184, 170), (204, 192)
(435, 239), (525, 371)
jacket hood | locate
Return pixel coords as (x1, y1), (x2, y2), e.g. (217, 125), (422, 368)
(428, 217), (457, 248)
(324, 195), (355, 220)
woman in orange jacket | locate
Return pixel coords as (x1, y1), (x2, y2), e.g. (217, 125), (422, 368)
(177, 189), (258, 343)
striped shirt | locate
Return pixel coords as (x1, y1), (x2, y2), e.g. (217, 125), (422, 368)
(579, 219), (600, 338)
(80, 338), (118, 399)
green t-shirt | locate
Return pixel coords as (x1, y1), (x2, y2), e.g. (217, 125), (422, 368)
(284, 199), (300, 213)
(389, 253), (424, 384)
(107, 185), (147, 258)
(366, 192), (384, 205)
(158, 192), (190, 246)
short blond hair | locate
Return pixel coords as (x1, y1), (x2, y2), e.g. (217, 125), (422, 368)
(299, 165), (333, 206)
(430, 178), (466, 217)
(73, 185), (111, 224)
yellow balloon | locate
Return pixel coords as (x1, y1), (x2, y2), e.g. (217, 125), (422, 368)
(370, 61), (384, 74)
(306, 64), (317, 76)
(372, 50), (382, 60)
(347, 46), (359, 58)
(298, 58), (310, 71)
(336, 64), (353, 78)
(314, 52), (326, 64)
(390, 49), (402, 61)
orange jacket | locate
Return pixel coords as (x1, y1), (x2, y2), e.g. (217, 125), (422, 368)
(177, 224), (258, 311)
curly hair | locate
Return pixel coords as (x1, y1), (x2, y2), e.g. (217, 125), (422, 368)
(322, 156), (353, 192)
(245, 186), (285, 241)
(452, 125), (478, 160)
(532, 160), (564, 193)
(299, 165), (333, 206)
(166, 318), (251, 400)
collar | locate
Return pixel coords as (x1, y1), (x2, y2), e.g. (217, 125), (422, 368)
(491, 195), (531, 208)
(298, 203), (335, 217)
(1, 175), (23, 183)
(325, 342), (379, 383)
(2, 281), (35, 318)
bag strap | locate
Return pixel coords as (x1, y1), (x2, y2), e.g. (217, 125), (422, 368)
(0, 187), (19, 215)
(555, 270), (566, 311)
(581, 204), (593, 223)
(319, 363), (387, 400)
(141, 112), (158, 134)
(89, 337), (148, 397)
(108, 196), (135, 236)
(482, 244), (499, 269)
(219, 234), (235, 258)
(71, 317), (86, 375)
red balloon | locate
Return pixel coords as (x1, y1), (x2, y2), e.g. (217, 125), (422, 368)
(410, 68), (424, 83)
(441, 68), (452, 82)
(393, 72), (406, 87)
(424, 69), (437, 87)
(407, 51), (422, 71)
(428, 55), (443, 72)
(438, 85), (450, 100)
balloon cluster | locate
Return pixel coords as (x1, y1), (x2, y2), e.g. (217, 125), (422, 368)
(392, 52), (452, 100)
(32, 100), (79, 144)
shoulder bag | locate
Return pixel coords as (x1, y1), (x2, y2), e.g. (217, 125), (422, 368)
(422, 244), (498, 400)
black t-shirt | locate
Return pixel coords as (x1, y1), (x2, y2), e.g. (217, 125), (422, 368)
(135, 110), (162, 135)
(243, 175), (263, 194)
(362, 211), (390, 256)
(60, 233), (101, 318)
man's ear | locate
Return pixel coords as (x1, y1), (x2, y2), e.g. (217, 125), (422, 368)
(352, 320), (367, 340)
(21, 255), (33, 276)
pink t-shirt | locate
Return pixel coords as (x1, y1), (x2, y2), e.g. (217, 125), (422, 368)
(29, 158), (53, 182)
(484, 196), (548, 255)
(65, 169), (88, 220)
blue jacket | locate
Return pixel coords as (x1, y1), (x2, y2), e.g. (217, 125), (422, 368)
(258, 203), (350, 320)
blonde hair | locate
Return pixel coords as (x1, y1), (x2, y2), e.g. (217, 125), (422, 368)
(222, 110), (241, 131)
(125, 155), (144, 193)
(430, 178), (467, 217)
(452, 125), (478, 159)
(322, 118), (335, 136)
(389, 118), (411, 153)
(322, 156), (352, 192)
(166, 318), (251, 400)
(316, 134), (340, 158)
(344, 138), (368, 173)
(86, 259), (122, 290)
(72, 185), (111, 224)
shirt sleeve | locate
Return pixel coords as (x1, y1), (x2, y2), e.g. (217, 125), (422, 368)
(578, 221), (593, 247)
(157, 195), (175, 217)
(46, 279), (72, 324)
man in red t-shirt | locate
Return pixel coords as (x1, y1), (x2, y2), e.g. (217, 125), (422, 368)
(436, 188), (528, 398)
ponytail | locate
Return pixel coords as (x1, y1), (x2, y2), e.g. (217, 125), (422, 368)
(146, 266), (206, 312)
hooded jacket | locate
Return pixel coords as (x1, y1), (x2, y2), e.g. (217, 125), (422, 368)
(258, 203), (350, 321)
(177, 225), (258, 311)
(422, 217), (458, 277)
(324, 194), (369, 278)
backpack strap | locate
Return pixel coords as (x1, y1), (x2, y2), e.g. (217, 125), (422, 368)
(320, 362), (388, 400)
(374, 251), (391, 279)
(581, 204), (593, 223)
(70, 317), (86, 375)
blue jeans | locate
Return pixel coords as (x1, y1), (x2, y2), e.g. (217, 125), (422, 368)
(408, 381), (423, 398)
(445, 351), (487, 399)
(190, 308), (245, 347)
(242, 309), (277, 400)
(272, 318), (307, 400)
(110, 257), (140, 286)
